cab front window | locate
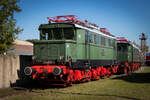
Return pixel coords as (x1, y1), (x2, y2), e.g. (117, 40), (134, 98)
(53, 28), (63, 40)
(63, 28), (74, 40)
(40, 28), (75, 40)
(40, 29), (52, 40)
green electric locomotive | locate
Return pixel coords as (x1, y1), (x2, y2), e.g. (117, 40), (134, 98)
(35, 23), (116, 67)
(117, 37), (141, 73)
(24, 15), (140, 86)
(34, 15), (117, 68)
(24, 15), (118, 86)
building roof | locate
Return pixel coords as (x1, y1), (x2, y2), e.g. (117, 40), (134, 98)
(14, 39), (33, 46)
(8, 39), (33, 56)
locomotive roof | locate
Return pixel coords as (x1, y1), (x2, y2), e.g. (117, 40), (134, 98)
(116, 37), (141, 52)
(39, 23), (116, 39)
(131, 42), (141, 52)
(74, 24), (116, 39)
(47, 15), (116, 39)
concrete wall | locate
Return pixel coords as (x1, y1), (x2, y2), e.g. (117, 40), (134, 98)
(0, 55), (20, 88)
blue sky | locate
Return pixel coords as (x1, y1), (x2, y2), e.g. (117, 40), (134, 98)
(15, 0), (150, 48)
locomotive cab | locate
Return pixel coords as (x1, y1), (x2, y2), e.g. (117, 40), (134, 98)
(117, 37), (141, 73)
(117, 43), (132, 63)
(34, 23), (77, 65)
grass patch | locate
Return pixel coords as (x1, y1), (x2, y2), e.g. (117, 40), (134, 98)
(1, 66), (150, 100)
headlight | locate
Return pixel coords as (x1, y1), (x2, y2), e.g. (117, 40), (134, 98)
(24, 67), (32, 76)
(53, 67), (61, 75)
(59, 56), (64, 60)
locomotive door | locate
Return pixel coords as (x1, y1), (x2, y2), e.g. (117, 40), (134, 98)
(85, 31), (90, 62)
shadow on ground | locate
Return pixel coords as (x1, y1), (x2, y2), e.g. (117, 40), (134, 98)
(32, 90), (142, 100)
(0, 79), (64, 98)
(112, 72), (150, 83)
(11, 79), (66, 91)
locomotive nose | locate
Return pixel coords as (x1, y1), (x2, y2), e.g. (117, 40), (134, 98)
(24, 67), (32, 75)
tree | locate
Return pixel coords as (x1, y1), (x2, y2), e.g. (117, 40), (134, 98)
(0, 0), (22, 54)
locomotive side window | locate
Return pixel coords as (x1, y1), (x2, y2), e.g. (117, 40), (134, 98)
(101, 36), (103, 45)
(94, 34), (97, 44)
(128, 46), (132, 51)
(110, 39), (113, 46)
(101, 36), (105, 46)
(108, 39), (111, 46)
(85, 31), (88, 43)
(105, 38), (109, 46)
(97, 34), (100, 45)
(89, 33), (94, 43)
(112, 39), (115, 47)
(63, 28), (74, 40)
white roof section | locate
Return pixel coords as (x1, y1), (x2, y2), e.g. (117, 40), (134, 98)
(14, 39), (33, 46)
(131, 43), (141, 52)
(74, 24), (116, 39)
(117, 40), (141, 52)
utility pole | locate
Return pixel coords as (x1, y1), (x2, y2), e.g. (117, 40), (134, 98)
(139, 33), (147, 64)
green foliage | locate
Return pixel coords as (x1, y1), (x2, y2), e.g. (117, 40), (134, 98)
(0, 0), (22, 54)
